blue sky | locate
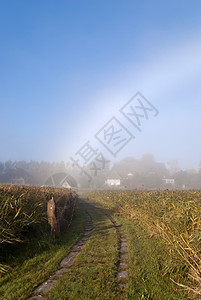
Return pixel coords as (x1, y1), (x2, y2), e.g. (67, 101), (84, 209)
(0, 0), (201, 170)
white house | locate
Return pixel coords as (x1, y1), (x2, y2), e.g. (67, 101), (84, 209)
(162, 178), (175, 185)
(105, 170), (121, 186)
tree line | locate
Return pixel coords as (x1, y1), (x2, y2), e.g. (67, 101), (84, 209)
(0, 154), (201, 189)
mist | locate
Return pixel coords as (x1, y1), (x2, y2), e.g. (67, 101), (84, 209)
(0, 154), (200, 189)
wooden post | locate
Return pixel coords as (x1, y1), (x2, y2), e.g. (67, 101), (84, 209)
(47, 196), (60, 237)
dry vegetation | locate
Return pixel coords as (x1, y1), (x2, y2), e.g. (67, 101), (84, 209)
(85, 190), (201, 298)
(0, 184), (77, 273)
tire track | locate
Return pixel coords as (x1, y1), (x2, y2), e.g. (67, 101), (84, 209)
(28, 209), (93, 300)
(104, 213), (128, 290)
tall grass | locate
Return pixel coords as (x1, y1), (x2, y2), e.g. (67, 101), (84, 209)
(85, 190), (201, 298)
(0, 185), (77, 274)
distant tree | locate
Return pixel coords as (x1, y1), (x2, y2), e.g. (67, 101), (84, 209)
(5, 160), (13, 170)
(141, 153), (155, 162)
(199, 161), (201, 173)
(15, 160), (28, 170)
(0, 162), (4, 173)
(167, 160), (180, 174)
(173, 171), (191, 188)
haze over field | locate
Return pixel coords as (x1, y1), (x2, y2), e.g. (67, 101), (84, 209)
(1, 1), (201, 170)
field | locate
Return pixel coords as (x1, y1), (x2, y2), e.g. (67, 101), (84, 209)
(1, 186), (201, 299)
(0, 185), (77, 271)
(84, 190), (201, 299)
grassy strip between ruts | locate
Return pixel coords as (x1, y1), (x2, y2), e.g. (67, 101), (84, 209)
(45, 203), (121, 300)
(0, 202), (86, 300)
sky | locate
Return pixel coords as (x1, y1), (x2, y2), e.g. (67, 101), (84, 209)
(0, 0), (201, 170)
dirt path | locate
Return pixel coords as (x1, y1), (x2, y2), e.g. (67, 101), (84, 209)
(28, 208), (93, 299)
(28, 200), (129, 299)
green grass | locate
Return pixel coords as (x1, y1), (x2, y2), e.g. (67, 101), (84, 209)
(1, 191), (196, 299)
(116, 216), (188, 300)
(84, 193), (192, 299)
(0, 204), (86, 300)
(45, 204), (121, 300)
(84, 190), (201, 298)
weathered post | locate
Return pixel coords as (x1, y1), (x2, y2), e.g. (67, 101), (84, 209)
(47, 196), (60, 237)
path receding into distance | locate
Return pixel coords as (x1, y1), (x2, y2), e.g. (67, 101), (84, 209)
(28, 200), (128, 299)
